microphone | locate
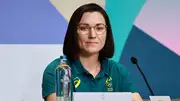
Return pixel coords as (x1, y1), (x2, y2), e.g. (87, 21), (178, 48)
(130, 57), (154, 96)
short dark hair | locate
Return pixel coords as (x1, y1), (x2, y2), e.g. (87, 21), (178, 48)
(63, 3), (114, 60)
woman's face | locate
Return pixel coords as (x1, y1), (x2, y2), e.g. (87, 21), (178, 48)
(77, 11), (107, 56)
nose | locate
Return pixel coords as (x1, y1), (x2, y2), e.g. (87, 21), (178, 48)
(88, 27), (96, 38)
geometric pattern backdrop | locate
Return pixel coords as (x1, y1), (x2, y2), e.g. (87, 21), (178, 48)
(121, 0), (180, 98)
(120, 25), (180, 99)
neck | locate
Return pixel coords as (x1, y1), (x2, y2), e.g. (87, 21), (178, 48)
(79, 53), (100, 72)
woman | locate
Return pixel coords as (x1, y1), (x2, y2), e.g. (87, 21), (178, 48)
(42, 3), (143, 101)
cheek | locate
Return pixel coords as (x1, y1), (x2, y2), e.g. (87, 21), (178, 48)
(101, 34), (107, 46)
(78, 35), (86, 48)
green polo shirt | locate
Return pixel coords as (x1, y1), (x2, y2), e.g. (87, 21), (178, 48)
(42, 58), (137, 99)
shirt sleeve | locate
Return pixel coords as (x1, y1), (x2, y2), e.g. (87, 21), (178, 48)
(118, 64), (138, 93)
(42, 60), (58, 99)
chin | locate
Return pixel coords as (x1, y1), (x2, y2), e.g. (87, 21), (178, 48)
(85, 49), (100, 55)
(87, 51), (98, 54)
(80, 47), (102, 55)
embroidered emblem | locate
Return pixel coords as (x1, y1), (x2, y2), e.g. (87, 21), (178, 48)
(73, 77), (81, 88)
(105, 77), (113, 91)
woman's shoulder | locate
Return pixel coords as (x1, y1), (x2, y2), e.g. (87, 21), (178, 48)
(43, 58), (60, 74)
(106, 59), (124, 68)
(105, 58), (129, 76)
(43, 58), (73, 74)
(105, 58), (125, 69)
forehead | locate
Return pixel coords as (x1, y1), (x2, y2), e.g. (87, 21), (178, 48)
(79, 12), (106, 25)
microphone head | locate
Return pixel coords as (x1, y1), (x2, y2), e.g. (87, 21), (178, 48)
(131, 57), (138, 64)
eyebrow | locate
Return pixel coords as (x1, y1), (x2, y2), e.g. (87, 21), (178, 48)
(78, 23), (106, 26)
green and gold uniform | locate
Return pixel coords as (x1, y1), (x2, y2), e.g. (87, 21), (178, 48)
(42, 58), (137, 99)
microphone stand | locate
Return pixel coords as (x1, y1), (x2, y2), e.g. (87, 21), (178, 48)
(135, 62), (154, 96)
(131, 57), (154, 96)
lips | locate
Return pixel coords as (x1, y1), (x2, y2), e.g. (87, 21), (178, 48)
(86, 42), (97, 44)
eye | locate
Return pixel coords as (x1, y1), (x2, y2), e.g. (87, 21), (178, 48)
(78, 26), (89, 31)
(95, 26), (105, 31)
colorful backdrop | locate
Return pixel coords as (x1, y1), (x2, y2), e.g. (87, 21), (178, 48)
(0, 0), (179, 101)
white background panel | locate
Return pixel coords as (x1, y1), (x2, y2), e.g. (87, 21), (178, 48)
(0, 44), (63, 101)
